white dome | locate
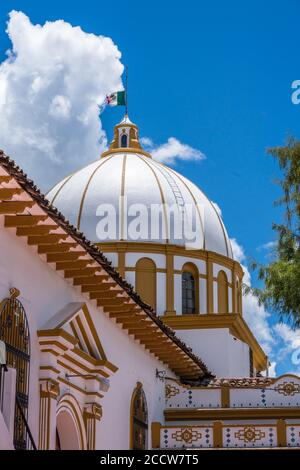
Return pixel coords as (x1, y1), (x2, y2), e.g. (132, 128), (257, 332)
(47, 151), (233, 258)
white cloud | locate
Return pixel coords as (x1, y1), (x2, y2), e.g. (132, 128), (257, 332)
(0, 11), (124, 189)
(257, 240), (277, 251)
(142, 136), (205, 164)
(230, 238), (275, 359)
(273, 323), (300, 362)
(230, 238), (300, 377)
(140, 136), (153, 147)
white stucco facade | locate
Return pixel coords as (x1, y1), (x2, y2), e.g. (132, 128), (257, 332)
(0, 221), (175, 450)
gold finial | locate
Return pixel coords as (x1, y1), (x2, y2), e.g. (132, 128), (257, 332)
(9, 287), (20, 299)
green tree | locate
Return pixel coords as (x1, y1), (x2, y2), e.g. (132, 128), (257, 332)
(249, 138), (300, 327)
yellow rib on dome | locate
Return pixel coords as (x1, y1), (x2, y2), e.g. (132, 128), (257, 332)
(77, 155), (114, 230)
(137, 155), (170, 243)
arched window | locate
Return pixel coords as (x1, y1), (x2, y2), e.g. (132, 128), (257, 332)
(135, 258), (156, 310)
(0, 289), (30, 449)
(217, 270), (228, 314)
(130, 383), (148, 450)
(121, 134), (128, 147)
(182, 263), (199, 314)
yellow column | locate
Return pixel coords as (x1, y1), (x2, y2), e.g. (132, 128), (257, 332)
(38, 379), (60, 450)
(83, 403), (102, 450)
(232, 263), (237, 313)
(207, 254), (214, 314)
(277, 419), (287, 447)
(151, 422), (161, 449)
(118, 248), (126, 278)
(164, 252), (176, 316)
(221, 385), (230, 408)
(213, 421), (223, 448)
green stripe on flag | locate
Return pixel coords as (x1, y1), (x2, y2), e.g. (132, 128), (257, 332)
(117, 91), (126, 106)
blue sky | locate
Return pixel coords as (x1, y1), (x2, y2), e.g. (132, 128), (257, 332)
(0, 0), (299, 375)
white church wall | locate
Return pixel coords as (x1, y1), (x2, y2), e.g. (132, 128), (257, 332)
(0, 410), (13, 450)
(228, 334), (250, 377)
(199, 279), (207, 314)
(228, 286), (233, 312)
(213, 281), (218, 314)
(174, 328), (250, 377)
(125, 270), (135, 287)
(173, 274), (182, 314)
(0, 224), (175, 450)
(94, 310), (170, 449)
(103, 252), (118, 267)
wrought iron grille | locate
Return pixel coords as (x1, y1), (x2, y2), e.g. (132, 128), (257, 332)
(0, 294), (31, 450)
(132, 386), (148, 450)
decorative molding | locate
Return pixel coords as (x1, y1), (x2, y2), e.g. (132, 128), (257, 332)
(165, 407), (300, 421)
(97, 242), (243, 277)
(84, 403), (103, 450)
(274, 381), (300, 396)
(39, 379), (60, 450)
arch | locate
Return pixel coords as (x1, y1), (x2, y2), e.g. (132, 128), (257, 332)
(56, 394), (87, 450)
(130, 382), (148, 450)
(0, 290), (30, 449)
(135, 258), (156, 310)
(121, 133), (128, 148)
(182, 262), (199, 314)
(217, 270), (228, 314)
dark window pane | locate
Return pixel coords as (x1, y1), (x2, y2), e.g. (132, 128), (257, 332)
(182, 271), (195, 314)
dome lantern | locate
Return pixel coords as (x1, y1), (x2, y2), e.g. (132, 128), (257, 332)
(101, 114), (151, 158)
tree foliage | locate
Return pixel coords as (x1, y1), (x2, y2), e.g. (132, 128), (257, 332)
(248, 138), (300, 328)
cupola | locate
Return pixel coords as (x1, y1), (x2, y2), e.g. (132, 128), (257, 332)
(101, 115), (151, 158)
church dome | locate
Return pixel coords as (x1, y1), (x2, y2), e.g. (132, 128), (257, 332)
(47, 116), (233, 258)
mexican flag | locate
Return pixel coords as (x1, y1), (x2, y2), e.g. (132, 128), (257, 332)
(105, 91), (126, 106)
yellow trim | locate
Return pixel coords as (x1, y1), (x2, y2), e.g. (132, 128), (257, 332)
(232, 266), (237, 314)
(137, 155), (170, 243)
(165, 253), (175, 315)
(151, 422), (161, 449)
(96, 242), (242, 275)
(182, 262), (200, 314)
(135, 257), (157, 310)
(277, 419), (287, 447)
(213, 421), (223, 447)
(217, 270), (229, 314)
(77, 156), (114, 230)
(164, 407), (300, 421)
(120, 154), (127, 240)
(129, 382), (145, 450)
(162, 314), (267, 371)
(118, 249), (125, 278)
(57, 394), (87, 450)
(221, 385), (230, 408)
(101, 148), (152, 158)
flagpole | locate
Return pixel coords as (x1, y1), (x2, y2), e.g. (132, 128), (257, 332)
(125, 65), (128, 115)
